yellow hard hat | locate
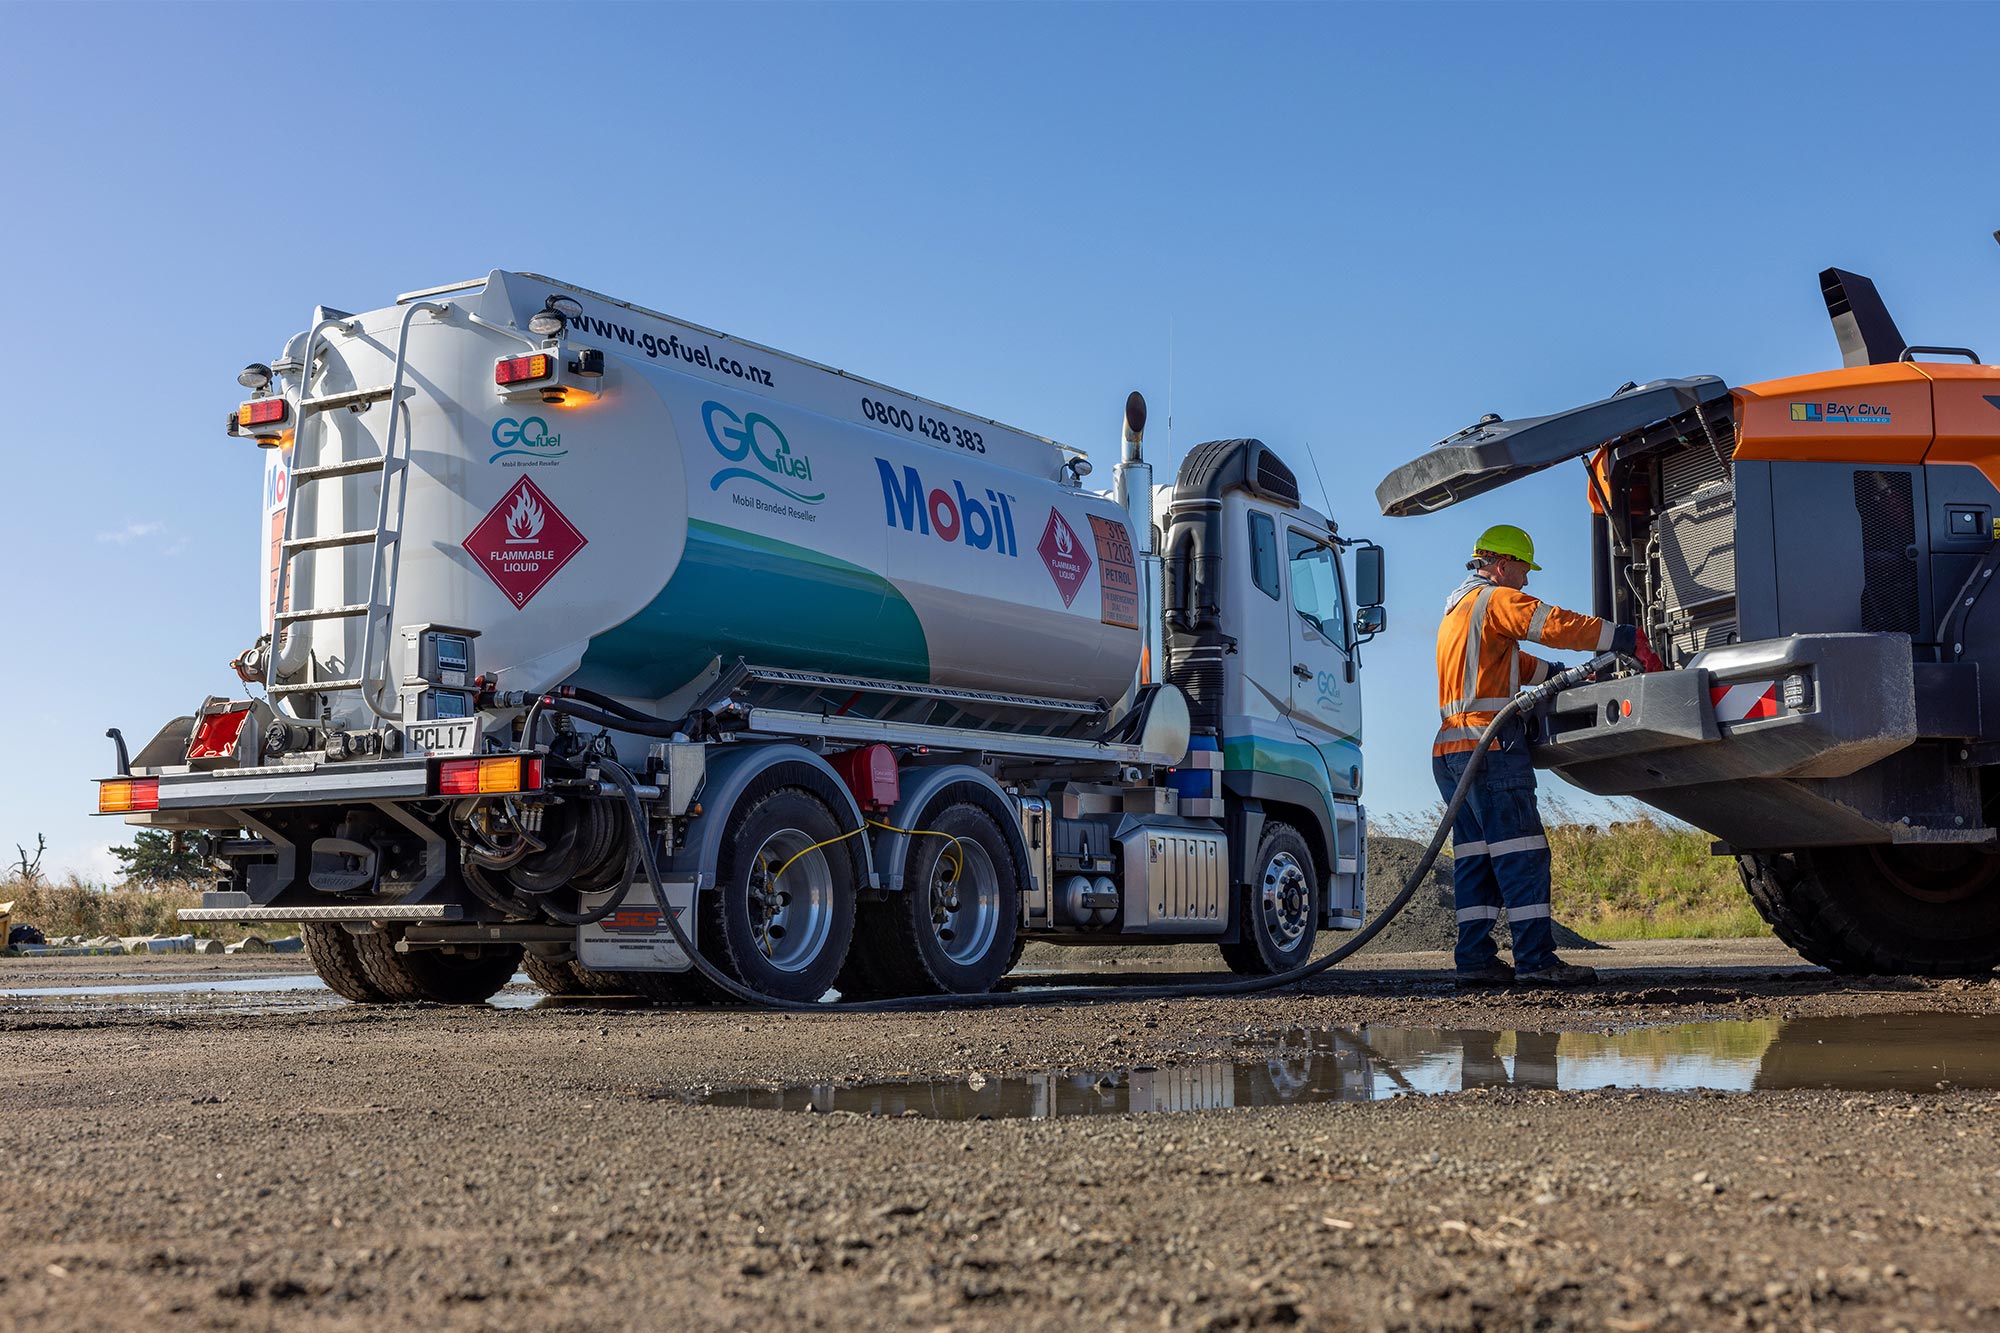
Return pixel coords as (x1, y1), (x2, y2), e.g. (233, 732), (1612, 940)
(1472, 523), (1540, 571)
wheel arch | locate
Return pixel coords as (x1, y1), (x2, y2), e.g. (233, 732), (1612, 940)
(872, 764), (1030, 897)
(668, 743), (873, 890)
(1221, 769), (1336, 890)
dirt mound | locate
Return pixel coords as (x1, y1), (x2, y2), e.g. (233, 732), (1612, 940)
(1366, 834), (1604, 954)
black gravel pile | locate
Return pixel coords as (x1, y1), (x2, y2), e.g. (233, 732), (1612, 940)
(1365, 834), (1604, 953)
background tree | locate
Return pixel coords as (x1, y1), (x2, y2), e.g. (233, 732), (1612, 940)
(110, 830), (216, 885)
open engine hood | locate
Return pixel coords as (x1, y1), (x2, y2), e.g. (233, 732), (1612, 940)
(1374, 376), (1731, 517)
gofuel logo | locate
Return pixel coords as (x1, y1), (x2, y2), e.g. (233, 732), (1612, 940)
(705, 401), (822, 504)
(490, 416), (566, 464)
(876, 459), (1019, 555)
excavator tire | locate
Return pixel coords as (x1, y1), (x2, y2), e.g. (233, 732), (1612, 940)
(301, 923), (392, 1003)
(1739, 848), (2000, 976)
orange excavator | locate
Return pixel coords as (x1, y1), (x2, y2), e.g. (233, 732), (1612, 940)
(1377, 260), (2000, 976)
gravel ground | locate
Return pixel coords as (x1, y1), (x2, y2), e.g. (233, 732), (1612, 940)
(3, 940), (1999, 1330)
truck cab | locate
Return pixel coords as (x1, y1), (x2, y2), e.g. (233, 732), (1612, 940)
(1163, 439), (1381, 938)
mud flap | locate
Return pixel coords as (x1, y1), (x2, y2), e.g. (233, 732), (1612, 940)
(577, 878), (699, 972)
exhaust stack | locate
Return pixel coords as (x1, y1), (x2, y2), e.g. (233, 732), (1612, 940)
(1113, 391), (1164, 686)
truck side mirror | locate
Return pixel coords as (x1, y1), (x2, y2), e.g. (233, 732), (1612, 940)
(1354, 543), (1385, 608)
(1355, 604), (1387, 642)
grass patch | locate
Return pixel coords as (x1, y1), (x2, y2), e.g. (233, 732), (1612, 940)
(3, 875), (229, 941)
(1381, 800), (1770, 941)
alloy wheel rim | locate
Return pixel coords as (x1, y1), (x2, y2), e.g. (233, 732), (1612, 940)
(1260, 850), (1313, 949)
(930, 839), (1000, 966)
(747, 828), (835, 972)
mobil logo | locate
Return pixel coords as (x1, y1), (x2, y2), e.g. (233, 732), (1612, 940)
(875, 459), (1019, 556)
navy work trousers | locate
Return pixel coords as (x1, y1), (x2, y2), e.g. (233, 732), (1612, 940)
(1430, 729), (1557, 973)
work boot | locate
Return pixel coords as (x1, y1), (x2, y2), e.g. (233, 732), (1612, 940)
(1516, 960), (1598, 988)
(1453, 960), (1516, 989)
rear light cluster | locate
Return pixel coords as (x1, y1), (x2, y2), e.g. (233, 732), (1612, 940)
(494, 353), (553, 386)
(237, 398), (288, 428)
(98, 778), (159, 814)
(437, 756), (543, 796)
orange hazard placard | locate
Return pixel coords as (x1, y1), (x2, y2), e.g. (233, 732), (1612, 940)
(1089, 515), (1139, 629)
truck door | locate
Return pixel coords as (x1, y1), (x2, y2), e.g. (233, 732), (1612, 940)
(1284, 528), (1362, 795)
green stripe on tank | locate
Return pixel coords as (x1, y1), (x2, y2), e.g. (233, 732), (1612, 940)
(1224, 729), (1358, 800)
(577, 519), (931, 697)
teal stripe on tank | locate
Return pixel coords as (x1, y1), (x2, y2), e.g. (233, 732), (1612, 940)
(577, 519), (931, 697)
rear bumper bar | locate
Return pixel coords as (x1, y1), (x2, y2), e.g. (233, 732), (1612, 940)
(151, 760), (432, 811)
(1531, 633), (1956, 849)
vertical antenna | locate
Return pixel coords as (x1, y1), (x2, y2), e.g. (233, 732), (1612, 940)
(1166, 317), (1175, 454)
(1304, 440), (1333, 517)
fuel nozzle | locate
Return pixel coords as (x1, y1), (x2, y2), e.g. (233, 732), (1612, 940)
(1521, 651), (1620, 707)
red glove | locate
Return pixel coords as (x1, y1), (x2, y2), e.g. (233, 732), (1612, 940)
(1633, 626), (1669, 673)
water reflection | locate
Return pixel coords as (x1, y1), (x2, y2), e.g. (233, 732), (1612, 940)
(691, 1012), (2000, 1120)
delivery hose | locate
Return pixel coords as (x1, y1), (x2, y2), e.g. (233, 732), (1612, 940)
(577, 654), (1616, 1011)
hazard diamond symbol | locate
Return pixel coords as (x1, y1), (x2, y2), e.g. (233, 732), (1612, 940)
(1037, 507), (1092, 608)
(463, 477), (588, 609)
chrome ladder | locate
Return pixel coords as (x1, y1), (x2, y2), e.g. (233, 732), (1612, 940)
(266, 300), (448, 723)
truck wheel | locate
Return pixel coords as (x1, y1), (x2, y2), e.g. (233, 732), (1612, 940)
(1220, 823), (1320, 976)
(351, 926), (525, 1004)
(703, 787), (857, 1003)
(850, 803), (1021, 997)
(523, 952), (590, 996)
(1740, 848), (2000, 976)
(301, 923), (391, 1003)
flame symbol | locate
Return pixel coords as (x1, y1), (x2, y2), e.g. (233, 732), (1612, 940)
(1053, 515), (1073, 557)
(505, 489), (545, 541)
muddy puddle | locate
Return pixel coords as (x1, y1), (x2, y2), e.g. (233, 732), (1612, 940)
(0, 973), (548, 1014)
(689, 1012), (2000, 1119)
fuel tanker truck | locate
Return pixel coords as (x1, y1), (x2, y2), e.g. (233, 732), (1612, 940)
(1376, 262), (2000, 977)
(94, 271), (1386, 1004)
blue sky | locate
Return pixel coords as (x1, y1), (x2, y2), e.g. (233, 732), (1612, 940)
(6, 1), (1998, 878)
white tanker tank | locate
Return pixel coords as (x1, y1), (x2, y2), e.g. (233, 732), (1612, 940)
(255, 271), (1143, 722)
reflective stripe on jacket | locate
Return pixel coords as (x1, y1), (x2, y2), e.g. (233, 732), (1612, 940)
(1434, 575), (1612, 756)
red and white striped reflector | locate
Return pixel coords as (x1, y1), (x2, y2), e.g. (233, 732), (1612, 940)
(1711, 681), (1779, 724)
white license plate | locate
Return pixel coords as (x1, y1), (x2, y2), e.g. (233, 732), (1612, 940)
(404, 719), (482, 756)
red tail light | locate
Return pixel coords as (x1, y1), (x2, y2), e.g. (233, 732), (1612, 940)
(437, 756), (544, 796)
(97, 778), (160, 814)
(237, 398), (288, 428)
(495, 353), (554, 386)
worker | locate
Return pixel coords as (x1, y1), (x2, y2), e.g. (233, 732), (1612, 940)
(1434, 524), (1664, 988)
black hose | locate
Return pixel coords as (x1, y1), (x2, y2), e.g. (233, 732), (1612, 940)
(588, 652), (1615, 1010)
(594, 692), (1492, 1012)
(537, 697), (685, 739)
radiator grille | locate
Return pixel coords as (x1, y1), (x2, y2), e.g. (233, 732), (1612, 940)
(1660, 421), (1737, 506)
(1657, 482), (1737, 662)
(1854, 470), (1919, 635)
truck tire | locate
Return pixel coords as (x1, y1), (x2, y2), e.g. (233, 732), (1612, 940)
(1739, 848), (2000, 976)
(1220, 822), (1320, 976)
(848, 803), (1021, 997)
(703, 787), (857, 1003)
(523, 952), (590, 997)
(351, 926), (525, 1004)
(301, 923), (392, 1003)
(620, 970), (714, 1005)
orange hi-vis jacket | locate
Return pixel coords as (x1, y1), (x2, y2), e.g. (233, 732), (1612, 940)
(1434, 575), (1615, 756)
